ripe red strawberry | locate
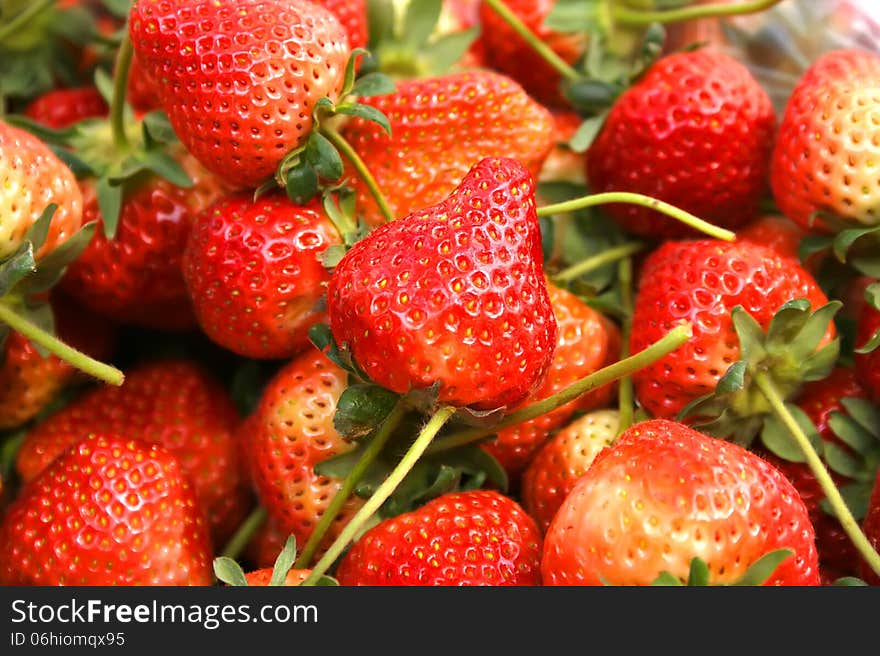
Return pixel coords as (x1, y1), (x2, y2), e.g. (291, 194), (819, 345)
(335, 489), (543, 585)
(15, 359), (251, 545)
(542, 419), (821, 586)
(339, 70), (555, 226)
(248, 348), (364, 560)
(244, 569), (311, 586)
(183, 193), (341, 359)
(0, 119), (83, 260)
(771, 49), (880, 232)
(126, 53), (162, 114)
(521, 408), (621, 534)
(59, 149), (230, 331)
(481, 281), (620, 478)
(756, 367), (870, 577)
(478, 0), (584, 109)
(245, 515), (291, 570)
(317, 0), (367, 51)
(586, 49), (777, 239)
(0, 434), (214, 585)
(738, 215), (809, 263)
(855, 296), (880, 401)
(629, 238), (833, 419)
(0, 291), (117, 430)
(23, 86), (109, 129)
(129, 0), (350, 188)
(327, 157), (557, 411)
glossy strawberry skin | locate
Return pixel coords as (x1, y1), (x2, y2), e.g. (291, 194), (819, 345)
(244, 568), (311, 586)
(542, 419), (821, 586)
(335, 489), (543, 586)
(0, 435), (214, 586)
(478, 0), (583, 109)
(317, 0), (367, 51)
(248, 349), (364, 560)
(60, 150), (229, 331)
(23, 86), (108, 129)
(183, 193), (341, 359)
(771, 49), (880, 232)
(521, 409), (620, 534)
(327, 157), (557, 411)
(481, 281), (619, 479)
(0, 120), (83, 261)
(129, 0), (350, 188)
(586, 49), (777, 239)
(340, 70), (555, 227)
(629, 239), (833, 419)
(15, 359), (251, 546)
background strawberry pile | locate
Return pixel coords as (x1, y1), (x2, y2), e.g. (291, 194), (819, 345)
(1, 0), (879, 587)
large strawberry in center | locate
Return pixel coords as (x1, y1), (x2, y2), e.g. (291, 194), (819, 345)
(327, 157), (556, 411)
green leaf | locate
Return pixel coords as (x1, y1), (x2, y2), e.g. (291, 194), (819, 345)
(305, 132), (344, 182)
(212, 557), (249, 586)
(840, 397), (880, 437)
(715, 360), (747, 395)
(0, 243), (36, 297)
(24, 203), (57, 253)
(269, 535), (298, 586)
(320, 244), (348, 269)
(821, 481), (870, 521)
(21, 301), (56, 358)
(650, 571), (683, 586)
(832, 576), (868, 586)
(18, 222), (96, 295)
(314, 575), (339, 586)
(787, 301), (841, 362)
(141, 111), (179, 145)
(136, 150), (193, 188)
(544, 0), (599, 33)
(341, 47), (370, 97)
(351, 72), (396, 98)
(333, 102), (392, 136)
(833, 225), (880, 263)
(420, 27), (480, 74)
(732, 549), (793, 586)
(333, 383), (401, 440)
(284, 162), (319, 205)
(760, 404), (820, 462)
(402, 0), (442, 49)
(798, 234), (833, 265)
(800, 340), (841, 382)
(568, 112), (608, 153)
(765, 298), (811, 345)
(95, 177), (123, 240)
(730, 305), (766, 359)
(366, 0), (396, 46)
(827, 411), (879, 457)
(93, 67), (115, 106)
(687, 557), (710, 586)
(563, 78), (622, 114)
(822, 442), (861, 479)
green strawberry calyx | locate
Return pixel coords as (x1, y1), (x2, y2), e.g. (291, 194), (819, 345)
(213, 535), (338, 587)
(648, 549), (793, 586)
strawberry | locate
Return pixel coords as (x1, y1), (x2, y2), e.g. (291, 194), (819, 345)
(520, 408), (621, 534)
(182, 192), (341, 359)
(129, 0), (350, 189)
(59, 149), (230, 331)
(629, 238), (833, 419)
(541, 418), (821, 586)
(335, 489), (543, 585)
(478, 0), (584, 109)
(317, 0), (368, 51)
(339, 70), (555, 226)
(738, 215), (809, 263)
(22, 86), (109, 129)
(480, 280), (620, 479)
(771, 49), (880, 233)
(0, 434), (214, 585)
(585, 49), (776, 239)
(248, 348), (364, 560)
(0, 119), (83, 261)
(15, 359), (251, 545)
(0, 291), (117, 430)
(327, 157), (557, 411)
(126, 53), (162, 114)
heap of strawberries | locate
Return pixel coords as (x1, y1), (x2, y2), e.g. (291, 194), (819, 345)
(1, 0), (879, 588)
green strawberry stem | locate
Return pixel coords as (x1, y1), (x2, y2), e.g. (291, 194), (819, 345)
(617, 256), (635, 434)
(481, 0), (581, 82)
(300, 404), (457, 585)
(219, 506), (268, 560)
(554, 241), (644, 283)
(537, 192), (736, 242)
(293, 399), (408, 569)
(612, 0), (784, 26)
(754, 371), (880, 578)
(0, 301), (124, 386)
(110, 33), (134, 152)
(427, 322), (692, 454)
(0, 0), (56, 43)
(321, 127), (395, 223)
